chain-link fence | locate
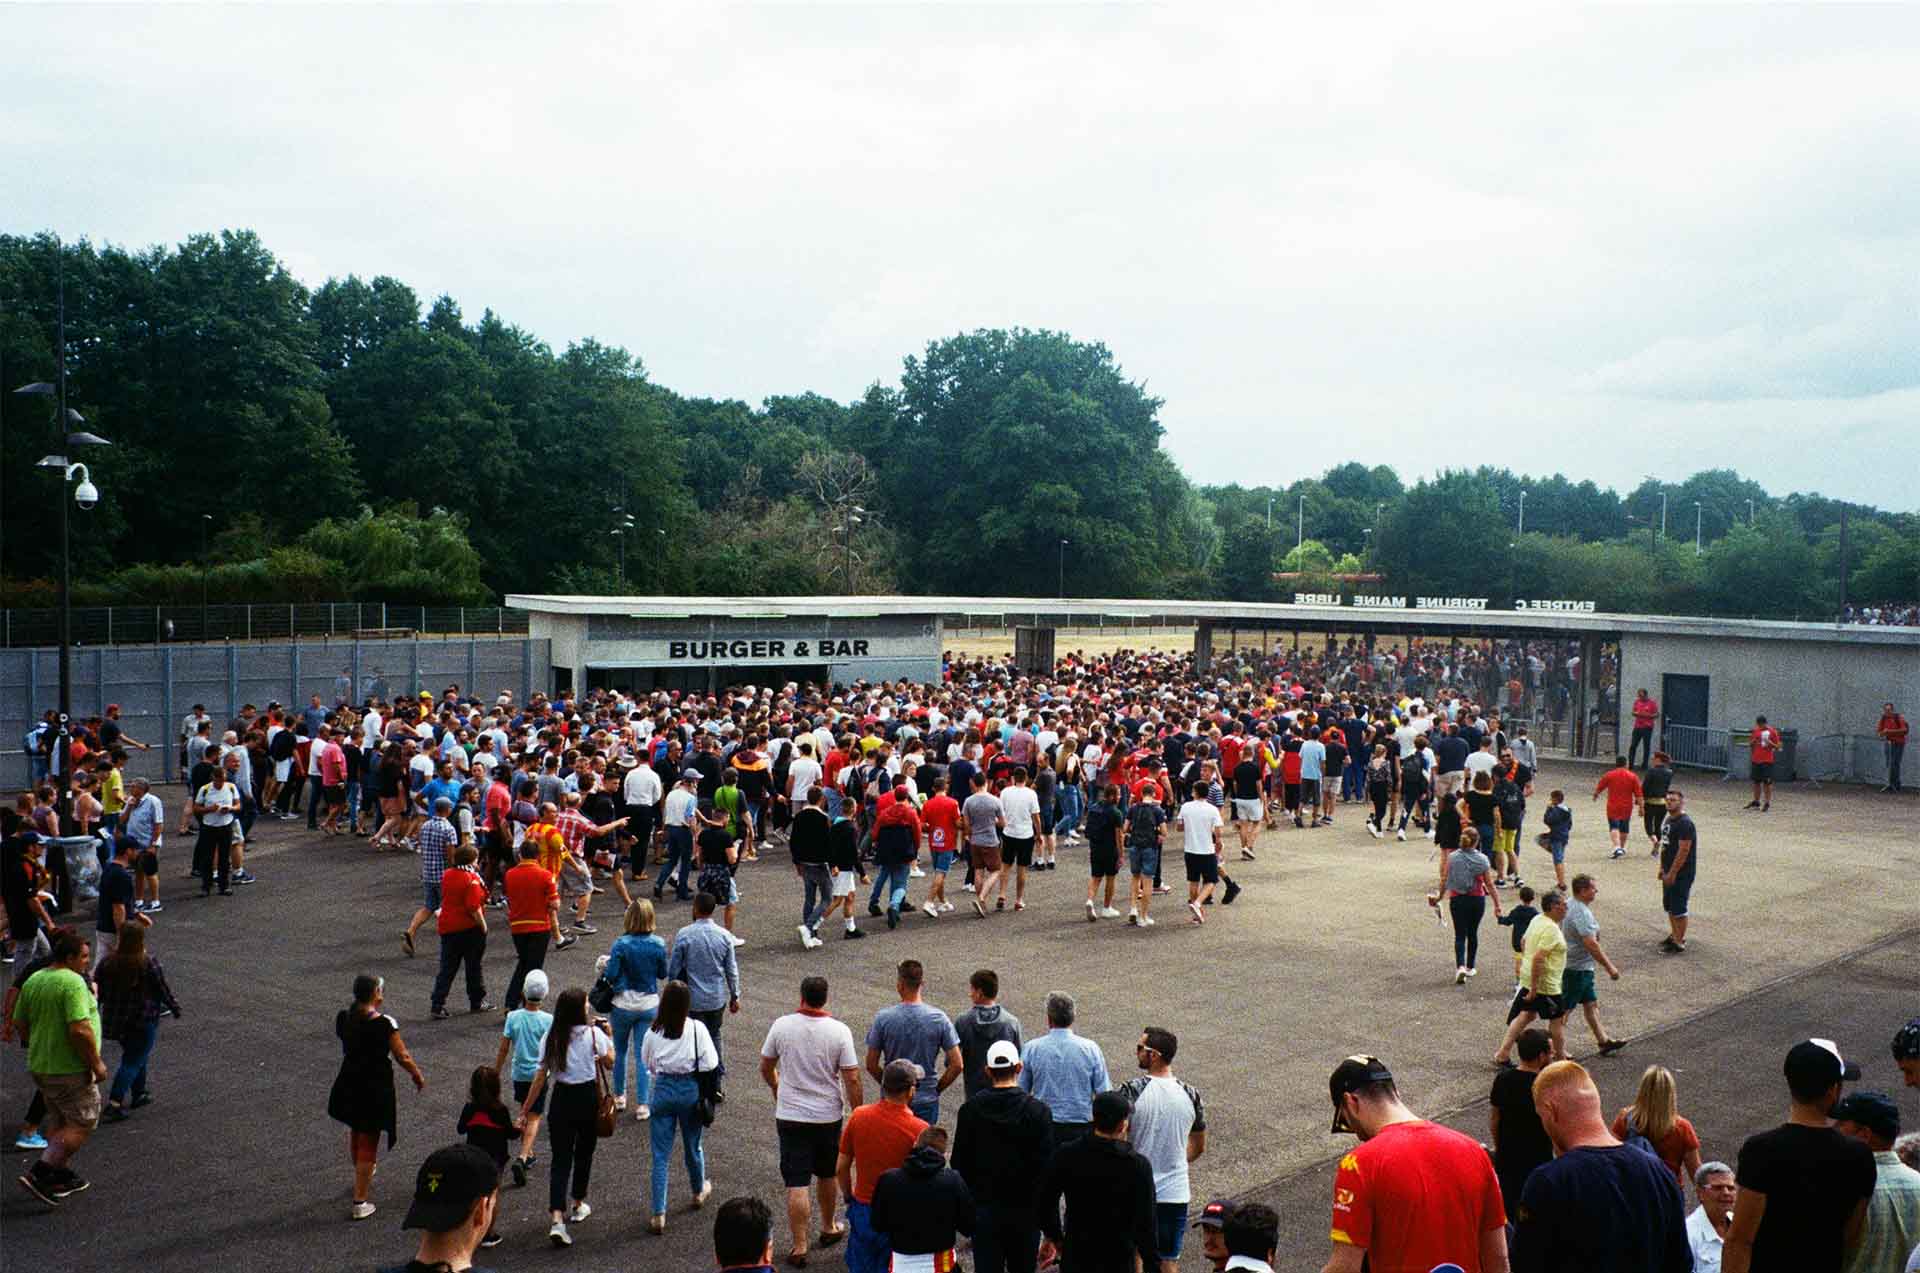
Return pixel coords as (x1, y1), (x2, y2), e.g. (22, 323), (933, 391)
(0, 604), (530, 647)
(1, 635), (550, 790)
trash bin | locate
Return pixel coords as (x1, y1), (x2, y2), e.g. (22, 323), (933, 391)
(52, 836), (104, 906)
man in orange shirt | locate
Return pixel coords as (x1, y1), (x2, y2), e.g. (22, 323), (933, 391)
(1745, 715), (1782, 811)
(838, 1060), (929, 1273)
(1591, 757), (1642, 860)
(503, 840), (571, 1010)
(431, 844), (491, 1019)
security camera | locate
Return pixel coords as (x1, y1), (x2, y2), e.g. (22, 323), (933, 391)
(74, 479), (99, 510)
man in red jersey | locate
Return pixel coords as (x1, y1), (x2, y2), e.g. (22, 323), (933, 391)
(1323, 1055), (1508, 1273)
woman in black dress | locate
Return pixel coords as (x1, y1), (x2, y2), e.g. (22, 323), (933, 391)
(327, 973), (425, 1221)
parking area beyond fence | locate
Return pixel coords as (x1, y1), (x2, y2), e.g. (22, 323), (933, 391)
(1, 635), (551, 790)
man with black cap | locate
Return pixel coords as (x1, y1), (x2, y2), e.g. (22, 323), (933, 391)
(1724, 1039), (1876, 1273)
(1893, 1018), (1920, 1090)
(1829, 1091), (1920, 1273)
(1323, 1055), (1509, 1273)
(1034, 1089), (1159, 1273)
(379, 1143), (500, 1273)
(1192, 1198), (1234, 1271)
(952, 1038), (1052, 1273)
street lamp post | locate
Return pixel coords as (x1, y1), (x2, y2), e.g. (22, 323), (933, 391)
(1296, 495), (1305, 551)
(1058, 539), (1069, 600)
(840, 504), (865, 591)
(13, 259), (110, 833)
(200, 514), (212, 637)
(1746, 498), (1754, 525)
(1694, 502), (1703, 555)
(610, 507), (637, 587)
(1659, 492), (1667, 541)
(1517, 489), (1528, 536)
(1266, 497), (1274, 530)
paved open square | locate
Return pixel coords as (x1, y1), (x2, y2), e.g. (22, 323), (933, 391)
(5, 759), (1916, 1271)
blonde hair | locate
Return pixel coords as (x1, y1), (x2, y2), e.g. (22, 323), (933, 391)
(1628, 1065), (1679, 1144)
(1531, 1059), (1597, 1112)
(624, 897), (656, 936)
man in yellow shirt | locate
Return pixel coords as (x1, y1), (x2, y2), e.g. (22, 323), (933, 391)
(1492, 890), (1569, 1066)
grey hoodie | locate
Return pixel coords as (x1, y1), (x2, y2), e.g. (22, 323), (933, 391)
(954, 1003), (1024, 1098)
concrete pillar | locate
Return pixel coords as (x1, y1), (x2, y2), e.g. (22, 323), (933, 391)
(1194, 621), (1214, 674)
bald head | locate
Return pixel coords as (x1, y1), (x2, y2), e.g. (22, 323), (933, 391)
(1532, 1060), (1610, 1152)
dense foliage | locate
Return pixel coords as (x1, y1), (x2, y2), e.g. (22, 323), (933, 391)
(1, 231), (1912, 618)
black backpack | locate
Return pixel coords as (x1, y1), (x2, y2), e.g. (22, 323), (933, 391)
(1126, 803), (1161, 847)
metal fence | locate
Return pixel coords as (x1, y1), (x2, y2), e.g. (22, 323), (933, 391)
(1662, 722), (1730, 772)
(1805, 733), (1899, 787)
(0, 604), (530, 647)
(0, 635), (551, 790)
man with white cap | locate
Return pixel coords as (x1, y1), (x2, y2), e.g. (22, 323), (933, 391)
(952, 1038), (1053, 1273)
(1723, 1038), (1875, 1273)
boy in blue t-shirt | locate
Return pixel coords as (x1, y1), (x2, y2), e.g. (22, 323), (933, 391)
(492, 968), (553, 1184)
(1539, 790), (1572, 890)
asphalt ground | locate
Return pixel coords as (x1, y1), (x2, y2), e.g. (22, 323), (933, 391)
(3, 760), (1915, 1272)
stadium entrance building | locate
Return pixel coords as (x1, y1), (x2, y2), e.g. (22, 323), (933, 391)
(507, 594), (1919, 781)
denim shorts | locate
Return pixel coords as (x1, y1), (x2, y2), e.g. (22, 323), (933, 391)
(931, 850), (956, 873)
(1154, 1202), (1188, 1260)
(421, 879), (443, 911)
(1128, 844), (1160, 878)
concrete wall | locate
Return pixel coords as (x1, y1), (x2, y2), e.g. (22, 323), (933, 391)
(1618, 631), (1919, 773)
(532, 612), (942, 692)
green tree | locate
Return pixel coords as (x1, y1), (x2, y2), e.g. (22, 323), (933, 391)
(1374, 470), (1511, 597)
(1219, 516), (1279, 600)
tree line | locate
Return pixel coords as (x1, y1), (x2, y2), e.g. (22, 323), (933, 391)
(1, 230), (1913, 619)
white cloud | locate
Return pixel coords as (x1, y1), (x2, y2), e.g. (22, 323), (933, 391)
(5, 2), (1919, 508)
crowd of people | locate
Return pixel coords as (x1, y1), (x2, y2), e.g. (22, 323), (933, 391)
(3, 641), (1917, 1272)
(1843, 604), (1920, 627)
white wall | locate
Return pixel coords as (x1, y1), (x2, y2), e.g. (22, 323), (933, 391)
(1619, 632), (1919, 766)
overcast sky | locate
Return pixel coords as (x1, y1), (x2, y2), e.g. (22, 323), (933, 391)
(11, 3), (1919, 509)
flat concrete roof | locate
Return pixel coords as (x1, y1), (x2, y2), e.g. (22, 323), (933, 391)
(506, 594), (1920, 646)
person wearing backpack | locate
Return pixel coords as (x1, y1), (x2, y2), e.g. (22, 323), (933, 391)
(1123, 786), (1167, 928)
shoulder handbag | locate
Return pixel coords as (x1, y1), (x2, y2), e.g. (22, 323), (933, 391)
(594, 1050), (619, 1138)
(692, 1028), (720, 1127)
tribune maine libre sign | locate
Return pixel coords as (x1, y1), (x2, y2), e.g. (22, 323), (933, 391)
(1293, 595), (1596, 613)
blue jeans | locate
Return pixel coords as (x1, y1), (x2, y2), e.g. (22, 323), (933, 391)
(1343, 758), (1365, 801)
(801, 865), (833, 928)
(655, 827), (693, 895)
(110, 1017), (159, 1104)
(824, 788), (844, 820)
(647, 1073), (705, 1215)
(868, 862), (909, 912)
(345, 779), (362, 828)
(609, 1004), (657, 1104)
(846, 1198), (889, 1273)
(1052, 784), (1083, 837)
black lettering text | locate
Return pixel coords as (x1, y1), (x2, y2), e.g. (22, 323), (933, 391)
(853, 639), (870, 656)
(669, 641), (687, 659)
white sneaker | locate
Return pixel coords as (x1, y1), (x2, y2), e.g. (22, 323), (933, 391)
(1367, 823), (1382, 839)
(729, 935), (747, 948)
(549, 1220), (572, 1247)
(1465, 967), (1478, 978)
(922, 901), (940, 919)
(961, 882), (976, 893)
(692, 1180), (714, 1209)
(909, 867), (926, 878)
(1455, 967), (1467, 985)
(798, 924), (816, 948)
(1127, 909), (1139, 926)
(568, 1200), (591, 1223)
(1139, 914), (1156, 927)
(350, 1201), (376, 1221)
(1396, 829), (1407, 841)
(1099, 907), (1123, 919)
(1086, 899), (1098, 922)
(939, 902), (955, 914)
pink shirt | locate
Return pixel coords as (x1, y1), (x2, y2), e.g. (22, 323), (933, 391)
(317, 741), (347, 785)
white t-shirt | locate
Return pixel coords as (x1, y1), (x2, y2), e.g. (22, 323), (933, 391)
(760, 1012), (858, 1123)
(1177, 800), (1221, 856)
(642, 1019), (719, 1077)
(787, 757), (823, 803)
(623, 764), (663, 807)
(196, 781), (239, 826)
(552, 1023), (613, 1084)
(1000, 785), (1041, 839)
(1464, 750), (1499, 780)
(1123, 1074), (1206, 1203)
